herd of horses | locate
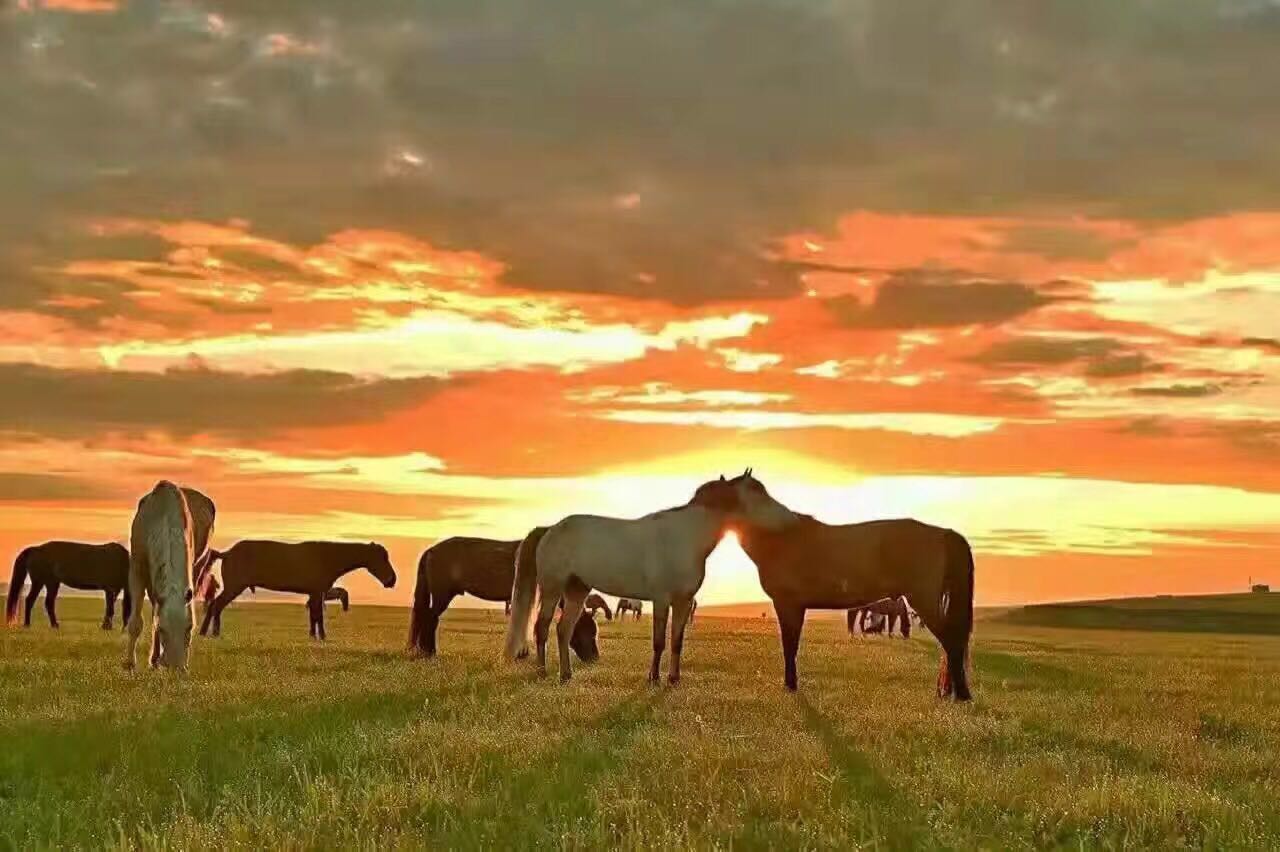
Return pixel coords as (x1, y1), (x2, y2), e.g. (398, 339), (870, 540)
(6, 470), (975, 700)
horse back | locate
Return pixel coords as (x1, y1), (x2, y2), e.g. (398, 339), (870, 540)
(25, 541), (129, 589)
(747, 518), (950, 608)
(422, 537), (518, 601)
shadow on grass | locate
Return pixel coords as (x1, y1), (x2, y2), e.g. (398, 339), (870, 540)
(0, 668), (524, 848)
(426, 687), (668, 848)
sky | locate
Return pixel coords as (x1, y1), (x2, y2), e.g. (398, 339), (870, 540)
(3, 0), (1280, 607)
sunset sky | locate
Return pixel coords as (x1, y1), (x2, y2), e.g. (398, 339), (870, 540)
(4, 0), (1280, 606)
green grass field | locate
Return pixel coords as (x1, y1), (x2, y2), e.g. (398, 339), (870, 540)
(3, 597), (1280, 850)
(999, 592), (1280, 636)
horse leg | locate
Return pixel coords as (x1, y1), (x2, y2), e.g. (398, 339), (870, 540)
(43, 581), (60, 628)
(315, 595), (327, 641)
(202, 586), (243, 638)
(775, 602), (806, 691)
(102, 589), (117, 630)
(121, 588), (132, 633)
(149, 602), (163, 668)
(123, 555), (146, 670)
(23, 581), (42, 628)
(426, 591), (455, 657)
(557, 582), (589, 683)
(533, 588), (561, 677)
(648, 598), (670, 684)
(667, 596), (694, 685)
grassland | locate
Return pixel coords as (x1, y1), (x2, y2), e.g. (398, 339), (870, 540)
(3, 597), (1280, 850)
(999, 592), (1280, 636)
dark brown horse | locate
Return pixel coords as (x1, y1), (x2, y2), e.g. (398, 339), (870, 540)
(408, 536), (598, 661)
(847, 597), (912, 638)
(727, 471), (974, 700)
(200, 541), (396, 639)
(584, 593), (613, 621)
(6, 542), (132, 630)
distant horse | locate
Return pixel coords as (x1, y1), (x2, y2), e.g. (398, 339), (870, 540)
(505, 475), (739, 684)
(585, 593), (613, 621)
(201, 541), (396, 640)
(616, 598), (644, 620)
(409, 536), (598, 661)
(847, 597), (912, 638)
(726, 470), (974, 700)
(325, 586), (350, 611)
(124, 482), (200, 671)
(6, 542), (132, 631)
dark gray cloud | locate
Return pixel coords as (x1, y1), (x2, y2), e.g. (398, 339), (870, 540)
(971, 336), (1119, 367)
(0, 364), (446, 438)
(0, 473), (123, 502)
(970, 335), (1162, 377)
(827, 274), (1058, 329)
(1132, 383), (1223, 398)
(1242, 337), (1280, 353)
(3, 0), (1280, 309)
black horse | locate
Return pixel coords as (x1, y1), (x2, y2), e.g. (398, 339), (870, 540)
(6, 542), (132, 630)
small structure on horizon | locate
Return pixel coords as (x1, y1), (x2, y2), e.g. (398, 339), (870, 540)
(1251, 583), (1270, 594)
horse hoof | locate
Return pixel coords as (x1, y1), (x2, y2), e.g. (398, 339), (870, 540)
(784, 679), (798, 692)
(667, 674), (680, 686)
(560, 673), (572, 684)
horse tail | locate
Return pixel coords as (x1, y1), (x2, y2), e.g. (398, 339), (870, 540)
(504, 526), (548, 661)
(6, 548), (33, 626)
(408, 549), (434, 655)
(936, 530), (975, 701)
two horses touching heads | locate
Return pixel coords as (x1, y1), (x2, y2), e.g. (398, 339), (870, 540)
(498, 470), (975, 701)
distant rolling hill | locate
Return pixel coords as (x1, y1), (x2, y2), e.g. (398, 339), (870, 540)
(997, 592), (1280, 635)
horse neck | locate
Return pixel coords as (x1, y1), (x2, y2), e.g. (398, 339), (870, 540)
(329, 544), (375, 580)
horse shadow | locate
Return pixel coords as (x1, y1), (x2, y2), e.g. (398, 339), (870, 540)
(788, 694), (932, 849)
(428, 688), (668, 846)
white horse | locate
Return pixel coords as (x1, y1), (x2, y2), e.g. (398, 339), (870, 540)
(504, 476), (739, 684)
(124, 481), (198, 672)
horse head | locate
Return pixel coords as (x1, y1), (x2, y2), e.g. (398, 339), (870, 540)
(726, 469), (797, 531)
(365, 543), (397, 589)
(570, 611), (600, 662)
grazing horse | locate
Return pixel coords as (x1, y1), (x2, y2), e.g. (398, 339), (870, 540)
(847, 597), (912, 638)
(6, 542), (132, 631)
(325, 586), (350, 611)
(409, 536), (599, 661)
(505, 475), (739, 684)
(584, 593), (613, 621)
(124, 482), (198, 671)
(616, 598), (644, 620)
(726, 471), (975, 700)
(197, 570), (222, 635)
(200, 541), (396, 639)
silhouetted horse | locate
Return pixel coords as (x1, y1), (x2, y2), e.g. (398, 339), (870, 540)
(726, 471), (974, 700)
(325, 586), (350, 611)
(616, 598), (644, 620)
(585, 593), (613, 621)
(409, 536), (598, 661)
(6, 542), (132, 630)
(847, 597), (912, 638)
(200, 541), (396, 640)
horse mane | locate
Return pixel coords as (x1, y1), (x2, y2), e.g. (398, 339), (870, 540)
(142, 482), (193, 604)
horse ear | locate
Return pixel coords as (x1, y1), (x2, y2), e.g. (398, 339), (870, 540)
(719, 474), (726, 482)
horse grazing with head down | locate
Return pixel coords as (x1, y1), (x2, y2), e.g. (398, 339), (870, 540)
(200, 541), (396, 640)
(584, 593), (613, 621)
(325, 586), (350, 611)
(7, 542), (132, 631)
(409, 536), (599, 661)
(124, 481), (203, 672)
(847, 596), (912, 638)
(505, 475), (738, 684)
(725, 470), (974, 701)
